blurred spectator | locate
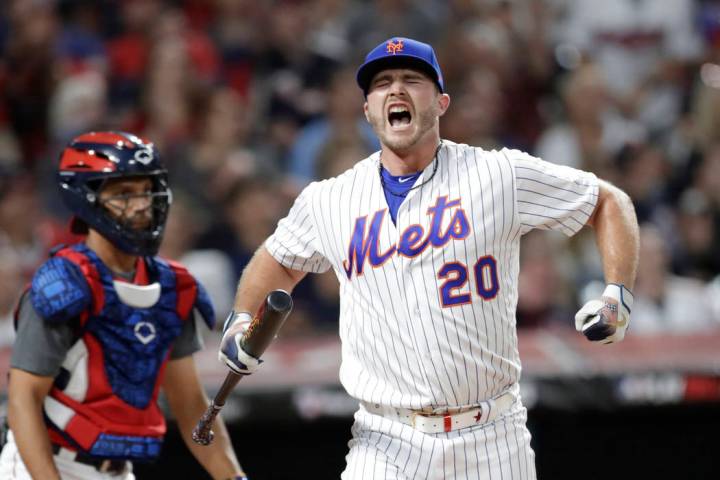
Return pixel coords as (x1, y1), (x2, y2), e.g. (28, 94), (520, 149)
(0, 128), (22, 172)
(173, 86), (270, 216)
(305, 0), (357, 65)
(347, 0), (445, 54)
(2, 0), (58, 165)
(141, 7), (220, 150)
(48, 69), (108, 145)
(671, 188), (720, 280)
(159, 191), (235, 322)
(197, 177), (289, 281)
(489, 0), (555, 147)
(259, 0), (339, 128)
(535, 63), (645, 172)
(516, 231), (575, 329)
(316, 137), (368, 180)
(690, 69), (720, 152)
(631, 224), (719, 335)
(55, 0), (107, 77)
(0, 249), (23, 347)
(0, 174), (58, 276)
(107, 0), (162, 115)
(559, 0), (702, 134)
(694, 142), (720, 210)
(287, 67), (379, 185)
(441, 0), (555, 148)
(688, 0), (720, 152)
(208, 0), (265, 97)
(441, 68), (505, 150)
(614, 142), (673, 225)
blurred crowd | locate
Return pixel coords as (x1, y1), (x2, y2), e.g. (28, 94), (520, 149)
(1, 0), (719, 346)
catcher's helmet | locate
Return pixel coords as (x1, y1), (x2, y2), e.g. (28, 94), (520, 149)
(57, 131), (172, 256)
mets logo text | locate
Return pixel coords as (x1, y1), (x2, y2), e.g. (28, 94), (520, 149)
(386, 39), (404, 54)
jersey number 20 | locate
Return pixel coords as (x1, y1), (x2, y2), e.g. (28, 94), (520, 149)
(438, 255), (499, 307)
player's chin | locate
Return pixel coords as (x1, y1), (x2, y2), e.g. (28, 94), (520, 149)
(383, 125), (416, 144)
(382, 134), (416, 152)
(126, 217), (153, 231)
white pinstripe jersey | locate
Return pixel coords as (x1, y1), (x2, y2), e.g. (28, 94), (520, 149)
(265, 140), (598, 410)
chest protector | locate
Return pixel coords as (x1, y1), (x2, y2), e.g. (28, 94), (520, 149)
(27, 244), (214, 461)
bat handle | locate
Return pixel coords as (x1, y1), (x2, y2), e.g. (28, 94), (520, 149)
(192, 372), (243, 445)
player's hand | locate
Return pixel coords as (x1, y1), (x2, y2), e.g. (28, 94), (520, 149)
(574, 284), (633, 344)
(218, 311), (262, 375)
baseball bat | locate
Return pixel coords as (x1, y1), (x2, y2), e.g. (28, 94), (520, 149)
(192, 289), (293, 445)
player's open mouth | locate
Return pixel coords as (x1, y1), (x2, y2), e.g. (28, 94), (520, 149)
(388, 105), (412, 129)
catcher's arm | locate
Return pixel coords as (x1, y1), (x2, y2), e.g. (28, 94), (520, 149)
(7, 369), (60, 480)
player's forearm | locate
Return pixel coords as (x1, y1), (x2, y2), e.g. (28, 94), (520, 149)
(232, 245), (306, 315)
(8, 372), (61, 480)
(588, 181), (640, 289)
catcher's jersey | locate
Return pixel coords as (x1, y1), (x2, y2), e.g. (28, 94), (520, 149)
(265, 140), (598, 409)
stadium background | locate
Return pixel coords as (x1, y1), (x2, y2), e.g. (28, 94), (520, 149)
(0, 0), (718, 478)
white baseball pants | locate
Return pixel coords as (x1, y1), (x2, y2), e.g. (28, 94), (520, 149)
(342, 402), (537, 480)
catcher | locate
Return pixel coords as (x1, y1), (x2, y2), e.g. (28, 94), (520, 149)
(0, 132), (247, 480)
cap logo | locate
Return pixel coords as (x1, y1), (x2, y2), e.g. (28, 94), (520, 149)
(386, 39), (404, 55)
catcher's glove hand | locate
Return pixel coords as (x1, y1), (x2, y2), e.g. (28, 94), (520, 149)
(575, 284), (633, 344)
(218, 311), (262, 375)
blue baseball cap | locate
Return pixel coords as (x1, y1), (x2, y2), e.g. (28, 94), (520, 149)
(356, 37), (444, 95)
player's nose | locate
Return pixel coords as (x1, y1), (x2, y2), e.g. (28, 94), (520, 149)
(128, 194), (153, 214)
(387, 78), (408, 96)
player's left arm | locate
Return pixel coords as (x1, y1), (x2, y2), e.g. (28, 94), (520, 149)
(585, 180), (639, 288)
(577, 179), (640, 343)
(163, 355), (247, 480)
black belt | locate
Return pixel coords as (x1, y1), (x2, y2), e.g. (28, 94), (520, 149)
(51, 443), (127, 474)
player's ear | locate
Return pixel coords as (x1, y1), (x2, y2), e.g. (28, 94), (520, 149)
(437, 93), (450, 117)
(363, 101), (370, 122)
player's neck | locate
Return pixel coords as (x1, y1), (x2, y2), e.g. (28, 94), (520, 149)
(380, 136), (441, 175)
(85, 230), (138, 275)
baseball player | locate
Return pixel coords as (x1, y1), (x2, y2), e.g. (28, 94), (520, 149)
(0, 132), (247, 480)
(219, 37), (639, 479)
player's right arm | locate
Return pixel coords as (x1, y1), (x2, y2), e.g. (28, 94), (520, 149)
(220, 246), (306, 373)
(232, 246), (306, 317)
(7, 369), (61, 480)
(220, 182), (331, 373)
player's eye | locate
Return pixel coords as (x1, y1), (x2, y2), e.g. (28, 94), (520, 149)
(372, 79), (390, 89)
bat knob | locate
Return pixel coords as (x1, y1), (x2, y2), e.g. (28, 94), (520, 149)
(192, 426), (214, 446)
